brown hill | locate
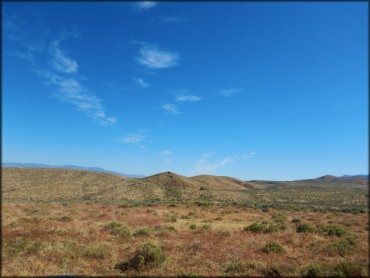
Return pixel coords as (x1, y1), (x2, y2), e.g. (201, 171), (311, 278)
(143, 172), (201, 189)
(191, 175), (259, 190)
(1, 167), (163, 201)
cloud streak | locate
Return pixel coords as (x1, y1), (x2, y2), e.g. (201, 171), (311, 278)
(193, 156), (236, 174)
(136, 1), (157, 10)
(162, 103), (180, 114)
(38, 71), (116, 125)
(176, 95), (201, 102)
(119, 134), (145, 144)
(163, 17), (188, 23)
(50, 41), (78, 73)
(193, 152), (256, 174)
(133, 77), (150, 88)
(219, 88), (244, 97)
(160, 150), (173, 156)
(137, 45), (179, 69)
(33, 40), (116, 125)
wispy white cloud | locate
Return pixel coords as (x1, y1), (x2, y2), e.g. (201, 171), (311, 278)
(119, 134), (145, 144)
(37, 71), (116, 126)
(6, 40), (45, 62)
(163, 103), (180, 114)
(3, 13), (27, 32)
(49, 41), (78, 73)
(137, 45), (179, 69)
(136, 1), (157, 10)
(117, 131), (148, 148)
(160, 150), (173, 156)
(163, 17), (188, 23)
(241, 152), (256, 158)
(193, 156), (236, 174)
(133, 77), (150, 88)
(176, 95), (201, 102)
(219, 88), (244, 97)
(193, 152), (255, 174)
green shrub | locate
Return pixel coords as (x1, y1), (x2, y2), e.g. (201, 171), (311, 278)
(118, 203), (131, 208)
(84, 245), (109, 259)
(134, 228), (151, 237)
(180, 215), (190, 219)
(170, 215), (177, 223)
(26, 240), (42, 255)
(179, 270), (201, 277)
(115, 242), (166, 271)
(225, 262), (244, 273)
(200, 224), (212, 231)
(262, 242), (284, 253)
(326, 225), (348, 237)
(264, 223), (279, 233)
(301, 264), (325, 277)
(107, 222), (122, 229)
(332, 262), (363, 277)
(6, 238), (29, 254)
(324, 237), (358, 256)
(59, 216), (73, 222)
(243, 222), (265, 233)
(271, 213), (287, 223)
(217, 230), (231, 236)
(316, 224), (327, 233)
(106, 222), (131, 239)
(167, 225), (177, 232)
(189, 224), (197, 230)
(278, 223), (288, 231)
(168, 203), (177, 208)
(291, 218), (301, 223)
(296, 223), (314, 233)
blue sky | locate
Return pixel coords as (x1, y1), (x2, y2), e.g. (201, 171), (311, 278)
(2, 1), (368, 180)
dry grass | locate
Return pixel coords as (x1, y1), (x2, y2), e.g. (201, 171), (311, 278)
(2, 202), (368, 276)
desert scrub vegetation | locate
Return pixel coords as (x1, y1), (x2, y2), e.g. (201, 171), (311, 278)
(296, 223), (315, 233)
(115, 242), (166, 272)
(262, 241), (284, 253)
(105, 222), (131, 238)
(133, 228), (151, 237)
(1, 202), (368, 276)
(323, 236), (360, 256)
(243, 222), (281, 233)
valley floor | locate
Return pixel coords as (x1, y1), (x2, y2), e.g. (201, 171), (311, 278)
(2, 202), (369, 276)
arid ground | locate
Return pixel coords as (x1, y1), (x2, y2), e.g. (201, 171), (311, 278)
(2, 201), (368, 276)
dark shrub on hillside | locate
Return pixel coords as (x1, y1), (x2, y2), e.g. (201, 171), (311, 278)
(115, 242), (166, 272)
(243, 222), (265, 233)
(324, 236), (358, 256)
(326, 225), (348, 237)
(133, 228), (151, 237)
(264, 224), (279, 233)
(296, 223), (314, 233)
(301, 264), (325, 277)
(189, 224), (197, 230)
(106, 222), (131, 239)
(59, 216), (73, 222)
(291, 218), (301, 223)
(262, 242), (284, 253)
(332, 262), (364, 277)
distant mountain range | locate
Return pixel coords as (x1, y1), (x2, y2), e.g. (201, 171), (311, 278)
(340, 174), (369, 178)
(1, 162), (145, 178)
(1, 162), (368, 180)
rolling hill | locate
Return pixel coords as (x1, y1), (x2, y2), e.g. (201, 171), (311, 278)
(2, 167), (368, 210)
(1, 162), (145, 178)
